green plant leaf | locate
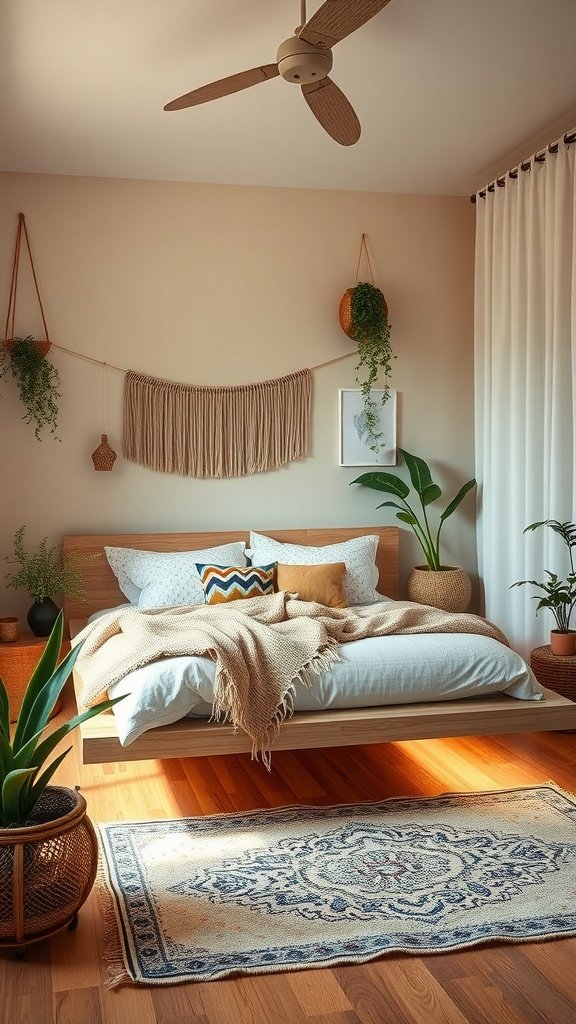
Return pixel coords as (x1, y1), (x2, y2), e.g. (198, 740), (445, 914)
(351, 472), (409, 499)
(421, 484), (442, 507)
(0, 678), (9, 742)
(398, 450), (434, 499)
(439, 479), (477, 522)
(0, 732), (14, 782)
(14, 642), (83, 753)
(12, 611), (64, 751)
(395, 511), (418, 525)
(19, 748), (72, 821)
(14, 695), (126, 771)
(1, 768), (36, 825)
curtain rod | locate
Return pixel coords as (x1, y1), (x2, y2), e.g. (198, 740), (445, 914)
(470, 127), (576, 204)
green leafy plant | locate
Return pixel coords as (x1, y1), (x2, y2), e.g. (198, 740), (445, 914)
(349, 283), (393, 453)
(351, 449), (476, 571)
(5, 526), (90, 602)
(0, 613), (124, 827)
(0, 336), (60, 439)
(511, 520), (576, 632)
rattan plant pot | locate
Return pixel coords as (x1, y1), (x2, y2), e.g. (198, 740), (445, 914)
(408, 565), (472, 613)
(339, 287), (388, 340)
(0, 786), (98, 952)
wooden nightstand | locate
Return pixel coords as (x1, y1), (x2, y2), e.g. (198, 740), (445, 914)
(0, 630), (69, 722)
(530, 645), (576, 703)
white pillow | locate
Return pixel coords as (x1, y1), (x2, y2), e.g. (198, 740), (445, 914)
(249, 531), (379, 605)
(105, 543), (247, 608)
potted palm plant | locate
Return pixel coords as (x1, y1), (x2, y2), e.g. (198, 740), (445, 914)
(5, 527), (90, 637)
(351, 449), (477, 611)
(511, 520), (576, 655)
(0, 612), (124, 954)
(339, 282), (393, 454)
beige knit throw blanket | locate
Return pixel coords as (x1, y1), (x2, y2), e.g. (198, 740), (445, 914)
(73, 594), (508, 764)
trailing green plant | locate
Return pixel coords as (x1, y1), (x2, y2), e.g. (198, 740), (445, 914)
(349, 282), (393, 453)
(0, 336), (60, 439)
(0, 612), (124, 827)
(351, 449), (476, 571)
(511, 520), (576, 633)
(5, 526), (90, 602)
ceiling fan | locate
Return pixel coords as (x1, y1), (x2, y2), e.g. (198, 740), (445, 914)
(164, 0), (391, 146)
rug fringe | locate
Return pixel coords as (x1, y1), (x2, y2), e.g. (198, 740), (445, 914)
(96, 847), (132, 989)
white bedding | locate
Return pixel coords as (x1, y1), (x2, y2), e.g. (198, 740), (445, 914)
(101, 614), (542, 746)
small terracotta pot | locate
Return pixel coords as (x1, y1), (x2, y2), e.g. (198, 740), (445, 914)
(3, 338), (51, 356)
(550, 630), (576, 656)
(0, 617), (19, 643)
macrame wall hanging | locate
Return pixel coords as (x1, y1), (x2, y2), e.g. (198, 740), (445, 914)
(123, 368), (311, 479)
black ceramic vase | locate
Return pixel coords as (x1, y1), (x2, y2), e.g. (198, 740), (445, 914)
(27, 597), (60, 637)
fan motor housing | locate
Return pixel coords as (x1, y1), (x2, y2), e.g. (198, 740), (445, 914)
(277, 36), (333, 84)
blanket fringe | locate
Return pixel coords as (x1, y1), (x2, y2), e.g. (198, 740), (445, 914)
(96, 848), (132, 989)
(257, 638), (341, 770)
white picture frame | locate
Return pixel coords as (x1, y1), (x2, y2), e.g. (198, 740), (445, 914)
(339, 389), (397, 467)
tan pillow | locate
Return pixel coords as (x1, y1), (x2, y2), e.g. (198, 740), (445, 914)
(276, 562), (347, 608)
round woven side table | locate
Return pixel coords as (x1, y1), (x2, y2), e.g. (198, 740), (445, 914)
(530, 645), (576, 702)
(0, 631), (68, 722)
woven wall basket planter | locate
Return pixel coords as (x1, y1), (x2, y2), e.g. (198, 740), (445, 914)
(0, 786), (98, 953)
(407, 565), (472, 613)
(339, 287), (388, 341)
(3, 338), (51, 357)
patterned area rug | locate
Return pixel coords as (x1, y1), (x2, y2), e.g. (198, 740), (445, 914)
(97, 784), (576, 987)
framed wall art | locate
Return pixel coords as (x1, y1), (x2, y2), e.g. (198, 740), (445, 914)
(339, 388), (397, 467)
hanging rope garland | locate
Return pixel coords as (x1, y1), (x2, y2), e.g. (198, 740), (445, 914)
(2, 212), (370, 476)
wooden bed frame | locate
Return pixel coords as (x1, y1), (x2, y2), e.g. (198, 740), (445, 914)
(64, 528), (576, 764)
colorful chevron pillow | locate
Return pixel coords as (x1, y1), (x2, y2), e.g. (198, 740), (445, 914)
(196, 563), (276, 605)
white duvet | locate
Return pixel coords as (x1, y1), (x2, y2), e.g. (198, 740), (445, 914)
(98, 608), (542, 745)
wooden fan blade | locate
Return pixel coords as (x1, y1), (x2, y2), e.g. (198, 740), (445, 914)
(302, 77), (360, 146)
(164, 64), (279, 111)
(299, 0), (391, 48)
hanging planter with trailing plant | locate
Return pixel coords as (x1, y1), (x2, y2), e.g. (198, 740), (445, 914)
(339, 235), (393, 453)
(1, 213), (60, 439)
(1, 336), (60, 439)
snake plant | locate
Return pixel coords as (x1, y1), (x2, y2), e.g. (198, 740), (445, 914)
(0, 612), (123, 827)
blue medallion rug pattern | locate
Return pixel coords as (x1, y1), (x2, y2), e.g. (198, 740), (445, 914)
(97, 784), (576, 986)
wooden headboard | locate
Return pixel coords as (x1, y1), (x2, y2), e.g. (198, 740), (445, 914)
(62, 527), (400, 621)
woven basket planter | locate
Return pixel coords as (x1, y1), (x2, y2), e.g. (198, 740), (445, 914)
(0, 786), (98, 951)
(339, 287), (388, 340)
(408, 565), (472, 613)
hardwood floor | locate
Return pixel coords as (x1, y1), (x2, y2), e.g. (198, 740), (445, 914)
(1, 683), (575, 1024)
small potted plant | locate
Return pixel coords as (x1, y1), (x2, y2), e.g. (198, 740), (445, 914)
(351, 449), (476, 611)
(5, 527), (90, 637)
(511, 520), (576, 656)
(0, 612), (124, 954)
(0, 335), (60, 439)
(339, 282), (393, 453)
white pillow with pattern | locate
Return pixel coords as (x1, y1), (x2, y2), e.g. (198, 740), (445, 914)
(249, 532), (379, 606)
(105, 543), (247, 608)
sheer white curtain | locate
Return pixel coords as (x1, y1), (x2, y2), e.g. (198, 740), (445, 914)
(475, 141), (576, 657)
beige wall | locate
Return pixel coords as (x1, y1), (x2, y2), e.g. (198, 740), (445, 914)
(0, 172), (476, 618)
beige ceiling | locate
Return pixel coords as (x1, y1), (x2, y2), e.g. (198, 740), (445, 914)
(1, 0), (576, 196)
